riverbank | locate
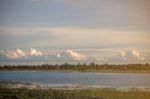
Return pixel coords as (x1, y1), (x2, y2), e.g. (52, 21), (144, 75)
(0, 87), (150, 99)
(1, 70), (150, 99)
(1, 69), (150, 73)
(1, 80), (150, 91)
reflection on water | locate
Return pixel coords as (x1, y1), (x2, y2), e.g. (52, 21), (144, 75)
(0, 71), (150, 89)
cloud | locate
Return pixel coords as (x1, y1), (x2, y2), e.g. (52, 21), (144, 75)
(0, 48), (45, 62)
(107, 50), (145, 63)
(56, 50), (87, 61)
(30, 48), (43, 56)
(27, 48), (47, 62)
(121, 50), (144, 61)
(5, 49), (26, 59)
(0, 48), (148, 64)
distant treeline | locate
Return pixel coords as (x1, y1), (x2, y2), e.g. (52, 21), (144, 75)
(0, 63), (150, 72)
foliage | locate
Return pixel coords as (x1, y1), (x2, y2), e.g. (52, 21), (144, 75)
(0, 63), (150, 72)
(0, 88), (150, 99)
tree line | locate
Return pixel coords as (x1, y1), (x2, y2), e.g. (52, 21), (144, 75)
(0, 63), (150, 72)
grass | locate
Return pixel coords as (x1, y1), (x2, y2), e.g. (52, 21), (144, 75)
(0, 88), (150, 99)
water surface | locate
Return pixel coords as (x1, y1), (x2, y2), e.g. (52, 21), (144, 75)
(0, 71), (150, 89)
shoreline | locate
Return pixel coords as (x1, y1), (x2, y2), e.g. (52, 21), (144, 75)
(1, 69), (150, 73)
(1, 80), (150, 92)
(1, 86), (150, 99)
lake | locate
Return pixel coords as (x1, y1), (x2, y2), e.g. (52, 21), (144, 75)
(0, 71), (150, 89)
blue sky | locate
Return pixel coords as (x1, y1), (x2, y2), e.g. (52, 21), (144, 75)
(0, 0), (150, 64)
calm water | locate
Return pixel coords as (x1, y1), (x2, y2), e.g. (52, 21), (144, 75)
(0, 71), (150, 88)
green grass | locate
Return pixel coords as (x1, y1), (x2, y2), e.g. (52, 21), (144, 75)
(0, 88), (150, 99)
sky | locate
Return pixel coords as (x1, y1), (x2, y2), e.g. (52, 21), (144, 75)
(0, 0), (150, 64)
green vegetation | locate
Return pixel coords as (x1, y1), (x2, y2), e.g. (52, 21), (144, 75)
(0, 88), (150, 99)
(1, 63), (150, 73)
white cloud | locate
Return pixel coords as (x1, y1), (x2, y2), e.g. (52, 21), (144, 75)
(0, 48), (148, 64)
(56, 49), (87, 61)
(5, 49), (26, 59)
(121, 50), (144, 61)
(30, 48), (43, 56)
(0, 48), (47, 62)
(107, 50), (145, 63)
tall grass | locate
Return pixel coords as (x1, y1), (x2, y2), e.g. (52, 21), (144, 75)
(0, 88), (150, 99)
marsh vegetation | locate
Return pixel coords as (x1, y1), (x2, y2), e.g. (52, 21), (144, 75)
(0, 88), (150, 99)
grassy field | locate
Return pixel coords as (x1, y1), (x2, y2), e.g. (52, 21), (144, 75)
(0, 88), (150, 99)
